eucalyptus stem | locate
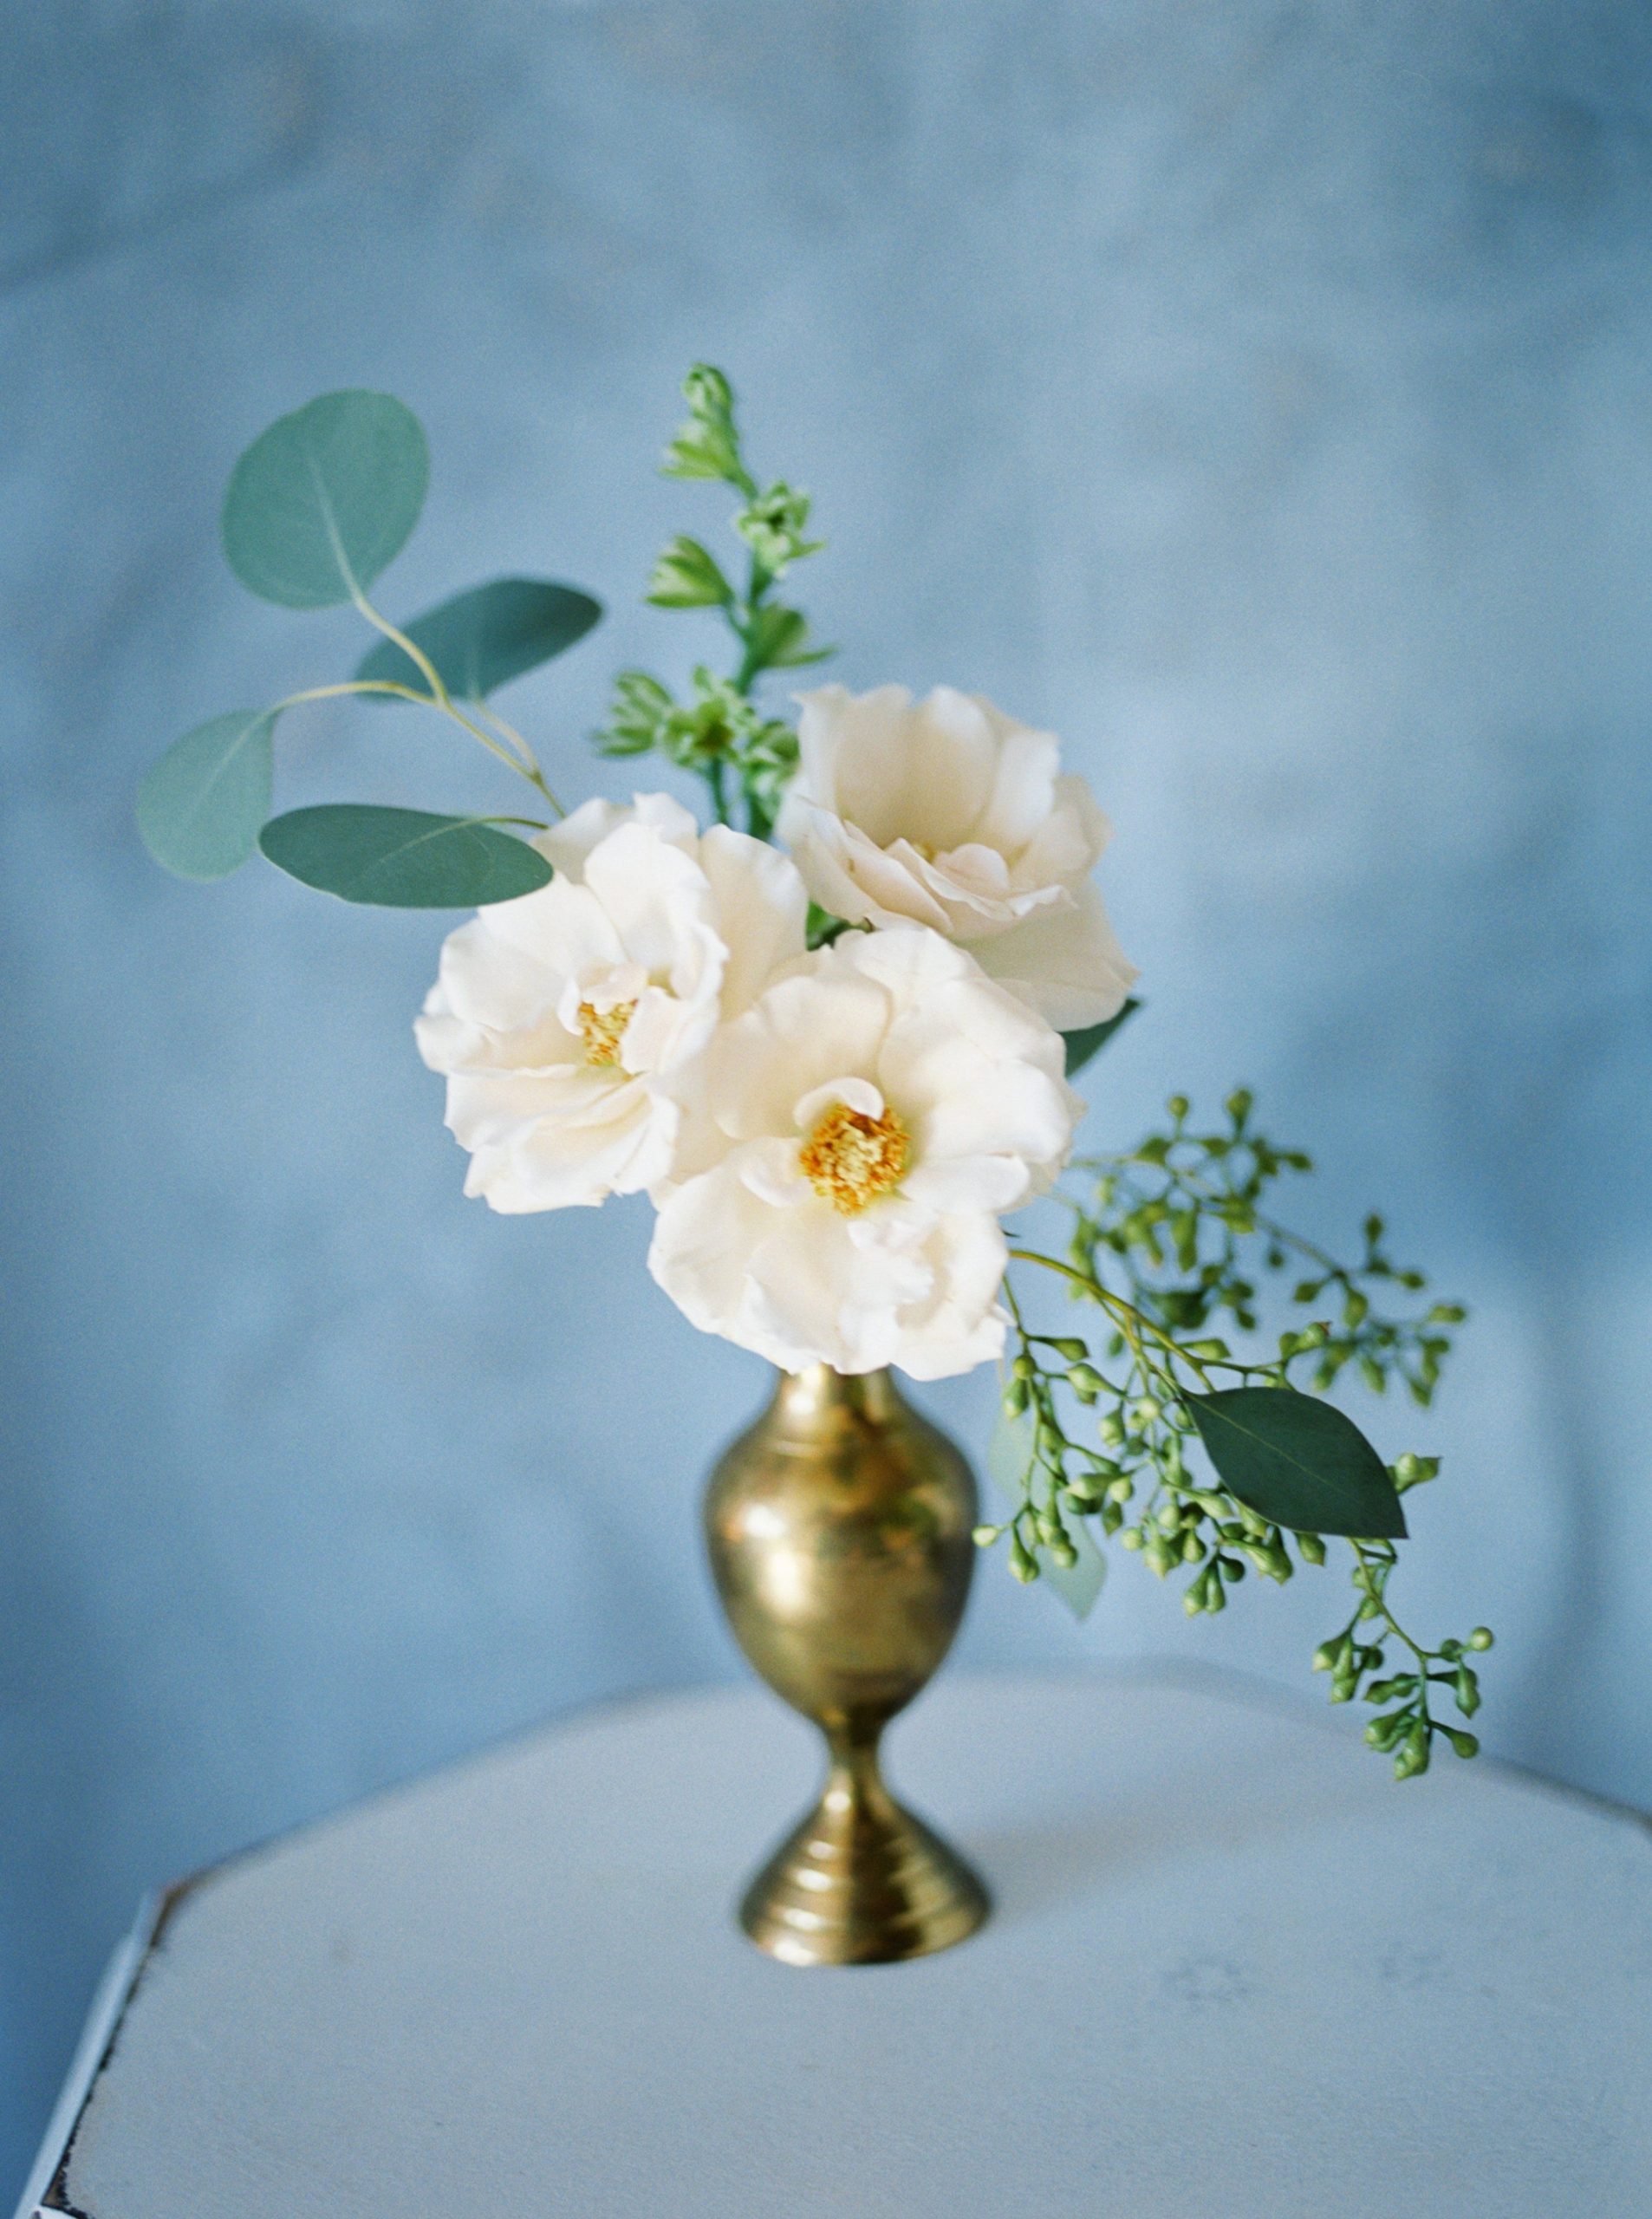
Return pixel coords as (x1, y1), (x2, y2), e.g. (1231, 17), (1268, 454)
(349, 587), (567, 816)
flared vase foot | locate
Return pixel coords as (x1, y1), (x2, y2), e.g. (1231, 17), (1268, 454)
(739, 1777), (990, 1967)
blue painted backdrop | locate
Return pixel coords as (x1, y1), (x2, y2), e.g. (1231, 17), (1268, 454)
(4, 0), (1651, 2179)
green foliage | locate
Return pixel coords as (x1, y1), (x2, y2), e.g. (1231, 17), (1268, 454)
(660, 364), (751, 491)
(985, 1083), (1493, 1774)
(1186, 1389), (1406, 1539)
(221, 391), (428, 608)
(735, 482), (823, 577)
(354, 578), (602, 701)
(1063, 998), (1140, 1078)
(595, 363), (832, 835)
(647, 537), (734, 609)
(259, 805), (551, 908)
(596, 665), (802, 835)
(137, 710), (276, 881)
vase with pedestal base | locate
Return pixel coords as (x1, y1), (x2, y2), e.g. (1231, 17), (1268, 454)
(704, 1363), (990, 1966)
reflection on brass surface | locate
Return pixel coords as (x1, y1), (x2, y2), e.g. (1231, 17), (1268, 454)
(705, 1365), (990, 1965)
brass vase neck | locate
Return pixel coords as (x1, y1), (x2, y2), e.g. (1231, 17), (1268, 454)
(767, 1363), (902, 1429)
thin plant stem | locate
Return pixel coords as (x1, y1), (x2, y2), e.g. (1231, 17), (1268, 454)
(348, 587), (567, 816)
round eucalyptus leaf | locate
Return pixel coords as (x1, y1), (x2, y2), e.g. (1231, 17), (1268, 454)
(222, 392), (429, 608)
(1187, 1387), (1407, 1540)
(354, 577), (602, 702)
(136, 709), (277, 881)
(258, 805), (552, 908)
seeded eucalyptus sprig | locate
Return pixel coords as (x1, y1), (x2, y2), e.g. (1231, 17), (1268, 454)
(594, 364), (834, 839)
(986, 1090), (1493, 1777)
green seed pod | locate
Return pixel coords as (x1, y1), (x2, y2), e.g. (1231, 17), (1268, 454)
(1131, 1396), (1162, 1426)
(1180, 1532), (1206, 1565)
(1051, 1539), (1079, 1569)
(1098, 1413), (1126, 1448)
(1053, 1337), (1088, 1363)
(1454, 1666), (1480, 1717)
(1296, 1532), (1326, 1566)
(1010, 1539), (1039, 1584)
(1219, 1554), (1246, 1583)
(1311, 1641), (1339, 1674)
(1330, 1676), (1356, 1705)
(1167, 1094), (1190, 1120)
(1394, 1726), (1431, 1780)
(1364, 1675), (1416, 1705)
(971, 1524), (999, 1547)
(1105, 1475), (1135, 1503)
(1003, 1379), (1030, 1417)
(1012, 1354), (1037, 1382)
(1120, 1526), (1144, 1552)
(1100, 1502), (1124, 1535)
(1468, 1626), (1495, 1651)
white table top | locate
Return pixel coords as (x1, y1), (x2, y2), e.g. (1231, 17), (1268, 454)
(19, 1666), (1652, 2217)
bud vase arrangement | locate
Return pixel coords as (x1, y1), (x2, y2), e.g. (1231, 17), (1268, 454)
(139, 366), (1493, 1960)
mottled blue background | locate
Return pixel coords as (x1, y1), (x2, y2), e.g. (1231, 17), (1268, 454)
(4, 0), (1651, 2181)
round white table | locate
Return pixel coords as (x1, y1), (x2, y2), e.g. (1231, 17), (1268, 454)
(17, 1667), (1652, 2217)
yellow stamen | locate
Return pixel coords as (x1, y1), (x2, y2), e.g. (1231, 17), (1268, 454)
(799, 1101), (909, 1214)
(577, 999), (636, 1068)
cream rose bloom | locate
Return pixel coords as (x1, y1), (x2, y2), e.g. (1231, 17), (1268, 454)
(647, 927), (1078, 1378)
(416, 794), (806, 1212)
(777, 683), (1138, 1030)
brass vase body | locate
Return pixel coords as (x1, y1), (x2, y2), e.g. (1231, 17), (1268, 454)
(705, 1364), (990, 1965)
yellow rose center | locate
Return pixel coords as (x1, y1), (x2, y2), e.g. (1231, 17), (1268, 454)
(577, 999), (636, 1068)
(799, 1101), (910, 1214)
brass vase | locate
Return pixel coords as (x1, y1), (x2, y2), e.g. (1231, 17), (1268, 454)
(705, 1363), (990, 1965)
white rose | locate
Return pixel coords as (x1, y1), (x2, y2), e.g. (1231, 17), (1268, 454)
(777, 683), (1138, 1030)
(647, 926), (1078, 1379)
(416, 793), (807, 1212)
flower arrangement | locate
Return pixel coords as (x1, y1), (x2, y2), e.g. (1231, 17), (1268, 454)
(139, 366), (1493, 1778)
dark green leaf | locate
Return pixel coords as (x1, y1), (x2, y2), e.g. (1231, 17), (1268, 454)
(1186, 1387), (1407, 1539)
(222, 392), (428, 608)
(258, 805), (551, 908)
(1063, 997), (1141, 1078)
(136, 710), (277, 881)
(354, 577), (602, 701)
